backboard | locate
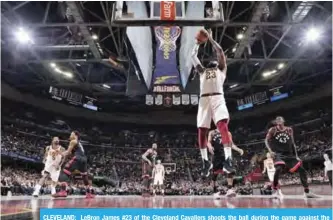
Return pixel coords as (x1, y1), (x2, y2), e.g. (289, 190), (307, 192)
(112, 1), (224, 26)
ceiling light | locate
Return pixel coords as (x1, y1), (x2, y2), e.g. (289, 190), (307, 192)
(76, 63), (81, 66)
(50, 63), (57, 68)
(255, 62), (260, 66)
(277, 63), (285, 70)
(92, 34), (98, 40)
(232, 47), (237, 52)
(229, 84), (238, 89)
(305, 28), (321, 42)
(15, 27), (34, 44)
(236, 33), (244, 40)
(54, 68), (62, 73)
(63, 72), (73, 78)
(262, 70), (277, 78)
(103, 84), (110, 89)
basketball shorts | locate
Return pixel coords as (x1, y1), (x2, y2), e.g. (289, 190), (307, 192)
(142, 161), (153, 178)
(274, 153), (303, 173)
(153, 176), (164, 185)
(64, 155), (88, 175)
(43, 163), (60, 182)
(197, 95), (229, 128)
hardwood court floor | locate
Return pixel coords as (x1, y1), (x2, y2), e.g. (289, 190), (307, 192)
(1, 194), (332, 219)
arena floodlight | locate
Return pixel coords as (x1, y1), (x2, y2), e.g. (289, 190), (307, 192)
(229, 84), (238, 89)
(236, 33), (244, 40)
(50, 63), (57, 68)
(54, 68), (62, 73)
(103, 84), (111, 89)
(262, 70), (277, 78)
(92, 34), (98, 40)
(63, 72), (73, 78)
(305, 28), (321, 42)
(15, 27), (34, 44)
(232, 47), (237, 52)
(277, 63), (285, 70)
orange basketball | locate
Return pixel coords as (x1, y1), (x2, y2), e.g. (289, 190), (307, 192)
(196, 29), (209, 44)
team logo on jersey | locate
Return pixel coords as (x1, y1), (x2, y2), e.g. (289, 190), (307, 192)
(275, 133), (290, 143)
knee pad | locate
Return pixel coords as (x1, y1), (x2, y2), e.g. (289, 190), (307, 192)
(198, 127), (208, 148)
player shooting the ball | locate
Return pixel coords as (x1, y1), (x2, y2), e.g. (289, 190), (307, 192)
(191, 29), (232, 178)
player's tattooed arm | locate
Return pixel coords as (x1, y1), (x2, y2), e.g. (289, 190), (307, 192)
(43, 146), (50, 164)
(265, 128), (274, 155)
(63, 140), (77, 157)
(142, 149), (152, 166)
(191, 43), (205, 74)
(207, 29), (226, 71)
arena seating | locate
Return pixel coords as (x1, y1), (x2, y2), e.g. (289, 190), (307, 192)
(1, 99), (331, 195)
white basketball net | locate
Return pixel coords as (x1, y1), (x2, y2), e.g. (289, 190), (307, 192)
(155, 26), (181, 52)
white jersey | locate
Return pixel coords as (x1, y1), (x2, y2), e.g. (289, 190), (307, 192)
(264, 159), (275, 172)
(199, 67), (226, 95)
(154, 164), (165, 178)
(45, 145), (62, 166)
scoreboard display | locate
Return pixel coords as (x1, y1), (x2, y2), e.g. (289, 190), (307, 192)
(49, 86), (99, 111)
(237, 86), (290, 111)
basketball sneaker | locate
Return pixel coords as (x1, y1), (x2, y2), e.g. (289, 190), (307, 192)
(201, 160), (213, 177)
(304, 192), (320, 198)
(52, 190), (67, 198)
(225, 188), (236, 197)
(86, 192), (95, 199)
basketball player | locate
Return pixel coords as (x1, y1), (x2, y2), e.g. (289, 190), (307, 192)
(265, 116), (319, 198)
(262, 152), (283, 196)
(208, 129), (243, 197)
(141, 143), (158, 193)
(323, 153), (332, 187)
(192, 29), (232, 177)
(53, 131), (94, 198)
(152, 159), (165, 196)
(32, 137), (65, 197)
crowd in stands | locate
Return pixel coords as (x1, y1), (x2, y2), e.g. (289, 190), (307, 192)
(1, 98), (332, 196)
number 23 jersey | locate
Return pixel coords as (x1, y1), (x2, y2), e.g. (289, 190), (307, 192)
(199, 67), (226, 96)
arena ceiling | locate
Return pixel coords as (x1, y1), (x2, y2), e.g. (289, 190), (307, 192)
(1, 1), (332, 111)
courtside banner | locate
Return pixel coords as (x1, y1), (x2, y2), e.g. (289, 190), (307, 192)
(40, 208), (332, 220)
(152, 26), (182, 93)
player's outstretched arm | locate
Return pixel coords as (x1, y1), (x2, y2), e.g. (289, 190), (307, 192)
(191, 43), (205, 74)
(289, 127), (300, 159)
(63, 140), (77, 157)
(207, 29), (226, 71)
(265, 128), (274, 154)
(142, 149), (152, 165)
(43, 146), (50, 164)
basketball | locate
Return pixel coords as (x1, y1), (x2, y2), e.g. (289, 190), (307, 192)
(196, 29), (209, 44)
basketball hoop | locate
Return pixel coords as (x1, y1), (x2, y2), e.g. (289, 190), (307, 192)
(154, 26), (181, 52)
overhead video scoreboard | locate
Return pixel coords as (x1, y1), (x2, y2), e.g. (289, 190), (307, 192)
(237, 86), (291, 111)
(49, 86), (99, 111)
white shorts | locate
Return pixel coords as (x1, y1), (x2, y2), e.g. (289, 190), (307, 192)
(43, 164), (60, 182)
(197, 95), (229, 128)
(268, 171), (275, 182)
(153, 177), (164, 185)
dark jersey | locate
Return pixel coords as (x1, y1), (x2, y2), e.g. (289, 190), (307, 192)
(73, 141), (85, 157)
(211, 130), (224, 158)
(270, 126), (295, 156)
